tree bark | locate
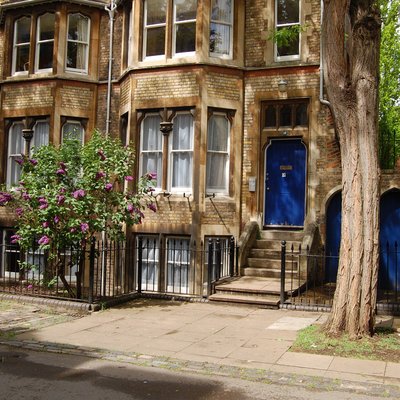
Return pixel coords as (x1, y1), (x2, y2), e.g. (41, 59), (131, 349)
(322, 0), (381, 337)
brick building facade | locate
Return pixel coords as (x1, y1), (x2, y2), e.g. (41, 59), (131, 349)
(0, 0), (398, 298)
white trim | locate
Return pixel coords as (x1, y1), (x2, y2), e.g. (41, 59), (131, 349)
(172, 0), (196, 57)
(143, 0), (167, 59)
(209, 0), (233, 59)
(35, 13), (55, 73)
(12, 16), (31, 75)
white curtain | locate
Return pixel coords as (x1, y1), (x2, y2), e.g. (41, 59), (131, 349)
(171, 113), (193, 189)
(33, 121), (49, 149)
(8, 122), (24, 186)
(166, 239), (189, 293)
(141, 115), (162, 188)
(206, 115), (229, 191)
(210, 0), (232, 55)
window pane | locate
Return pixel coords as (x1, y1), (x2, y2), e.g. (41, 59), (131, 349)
(15, 45), (30, 72)
(279, 104), (292, 127)
(174, 0), (197, 21)
(68, 14), (89, 42)
(207, 115), (228, 152)
(15, 17), (31, 44)
(67, 42), (87, 69)
(146, 27), (166, 56)
(172, 153), (192, 188)
(210, 22), (230, 55)
(295, 103), (308, 126)
(138, 237), (159, 291)
(62, 122), (84, 143)
(39, 13), (55, 41)
(142, 154), (162, 187)
(175, 22), (196, 53)
(38, 41), (54, 70)
(276, 27), (299, 57)
(211, 0), (232, 23)
(265, 105), (277, 128)
(146, 0), (167, 25)
(172, 114), (193, 150)
(207, 153), (228, 191)
(166, 238), (190, 294)
(33, 121), (50, 148)
(7, 123), (24, 186)
(277, 0), (299, 24)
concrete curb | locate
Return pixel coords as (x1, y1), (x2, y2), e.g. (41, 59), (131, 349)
(1, 338), (399, 398)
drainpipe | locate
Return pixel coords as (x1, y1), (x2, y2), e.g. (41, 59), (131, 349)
(319, 0), (331, 109)
(105, 0), (117, 137)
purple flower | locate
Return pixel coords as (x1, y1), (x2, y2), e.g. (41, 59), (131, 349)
(104, 183), (113, 192)
(147, 186), (155, 193)
(42, 221), (49, 228)
(38, 235), (50, 245)
(59, 187), (66, 194)
(147, 203), (157, 212)
(15, 207), (24, 217)
(56, 169), (66, 175)
(125, 176), (134, 182)
(73, 189), (85, 199)
(59, 162), (66, 169)
(127, 203), (134, 213)
(15, 158), (24, 166)
(147, 172), (157, 181)
(38, 197), (48, 210)
(10, 234), (21, 244)
(54, 215), (60, 224)
(0, 192), (13, 206)
(70, 228), (76, 233)
(19, 181), (25, 186)
(56, 195), (65, 205)
(29, 159), (38, 166)
(22, 192), (31, 201)
(97, 149), (106, 161)
(80, 223), (89, 232)
(27, 284), (33, 289)
(96, 171), (106, 180)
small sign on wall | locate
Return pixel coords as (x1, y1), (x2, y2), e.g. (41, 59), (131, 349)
(248, 176), (256, 192)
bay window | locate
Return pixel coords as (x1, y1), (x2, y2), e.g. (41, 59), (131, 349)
(12, 16), (32, 75)
(139, 110), (194, 192)
(210, 0), (233, 58)
(275, 0), (300, 61)
(66, 13), (90, 73)
(206, 112), (231, 194)
(143, 0), (197, 59)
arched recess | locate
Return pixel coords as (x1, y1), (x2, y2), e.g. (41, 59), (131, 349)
(325, 190), (341, 283)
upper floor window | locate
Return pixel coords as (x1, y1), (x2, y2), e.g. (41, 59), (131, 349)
(62, 120), (85, 144)
(36, 13), (55, 72)
(66, 13), (90, 73)
(139, 111), (194, 192)
(206, 113), (230, 194)
(7, 120), (49, 187)
(12, 16), (32, 75)
(262, 99), (308, 130)
(210, 0), (233, 58)
(275, 0), (300, 61)
(143, 0), (197, 59)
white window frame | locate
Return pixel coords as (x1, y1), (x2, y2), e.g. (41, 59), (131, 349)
(209, 0), (233, 59)
(206, 113), (230, 194)
(127, 3), (135, 67)
(66, 13), (90, 74)
(139, 114), (163, 190)
(35, 13), (55, 73)
(168, 112), (194, 193)
(143, 0), (167, 60)
(275, 0), (301, 62)
(172, 0), (197, 57)
(61, 120), (85, 144)
(12, 16), (31, 76)
(166, 237), (190, 294)
(137, 235), (160, 291)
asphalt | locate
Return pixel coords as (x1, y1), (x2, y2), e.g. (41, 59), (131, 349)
(1, 298), (400, 397)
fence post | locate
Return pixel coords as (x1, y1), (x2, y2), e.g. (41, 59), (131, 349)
(216, 238), (221, 280)
(137, 237), (143, 294)
(88, 237), (95, 307)
(207, 238), (213, 297)
(280, 240), (286, 306)
(229, 236), (235, 277)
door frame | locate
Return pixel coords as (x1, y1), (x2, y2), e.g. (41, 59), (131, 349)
(262, 137), (308, 229)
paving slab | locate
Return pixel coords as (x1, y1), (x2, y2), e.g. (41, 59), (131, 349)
(323, 370), (385, 385)
(266, 316), (319, 331)
(386, 362), (400, 379)
(277, 352), (334, 370)
(329, 356), (386, 377)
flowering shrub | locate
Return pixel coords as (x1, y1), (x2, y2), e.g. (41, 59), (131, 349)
(1, 131), (156, 251)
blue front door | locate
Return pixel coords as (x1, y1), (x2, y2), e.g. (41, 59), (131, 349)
(264, 139), (306, 227)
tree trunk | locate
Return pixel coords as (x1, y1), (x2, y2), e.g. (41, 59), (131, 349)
(322, 0), (381, 337)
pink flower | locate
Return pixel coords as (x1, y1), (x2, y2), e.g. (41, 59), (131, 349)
(38, 197), (48, 210)
(56, 169), (66, 175)
(127, 203), (134, 213)
(105, 183), (113, 192)
(29, 159), (38, 166)
(54, 215), (60, 224)
(125, 176), (134, 181)
(73, 189), (85, 199)
(59, 162), (66, 169)
(97, 149), (106, 160)
(22, 192), (31, 201)
(15, 158), (24, 166)
(38, 235), (50, 245)
(10, 234), (21, 244)
(80, 223), (89, 232)
(70, 228), (76, 233)
(15, 208), (24, 217)
(27, 284), (33, 289)
(42, 221), (49, 228)
(147, 172), (157, 180)
(0, 192), (13, 206)
(147, 203), (157, 212)
(59, 187), (66, 193)
(56, 195), (65, 205)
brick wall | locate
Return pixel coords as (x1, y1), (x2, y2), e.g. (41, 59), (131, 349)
(3, 84), (54, 109)
(205, 73), (241, 101)
(60, 86), (93, 111)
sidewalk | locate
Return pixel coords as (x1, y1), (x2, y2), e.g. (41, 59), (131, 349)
(2, 299), (400, 393)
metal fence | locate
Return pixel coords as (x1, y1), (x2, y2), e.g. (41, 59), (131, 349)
(280, 241), (400, 310)
(0, 236), (238, 304)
